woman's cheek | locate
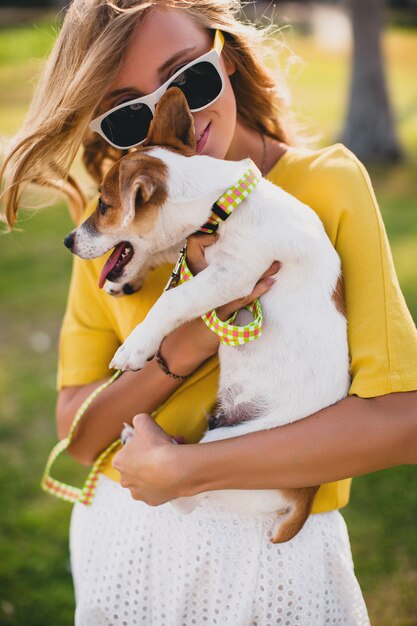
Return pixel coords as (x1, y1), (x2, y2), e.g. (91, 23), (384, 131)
(216, 84), (238, 158)
(194, 77), (237, 160)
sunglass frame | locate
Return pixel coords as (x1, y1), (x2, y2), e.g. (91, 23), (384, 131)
(89, 30), (225, 150)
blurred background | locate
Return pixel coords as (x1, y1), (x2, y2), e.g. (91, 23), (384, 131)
(0, 0), (416, 624)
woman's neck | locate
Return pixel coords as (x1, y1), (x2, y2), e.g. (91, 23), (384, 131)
(225, 118), (288, 176)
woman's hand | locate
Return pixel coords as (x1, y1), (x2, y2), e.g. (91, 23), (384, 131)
(112, 413), (185, 505)
(186, 233), (281, 321)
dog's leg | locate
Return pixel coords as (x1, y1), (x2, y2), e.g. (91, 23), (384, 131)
(110, 259), (266, 371)
(270, 486), (319, 543)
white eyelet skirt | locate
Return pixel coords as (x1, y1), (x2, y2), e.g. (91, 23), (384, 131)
(70, 475), (370, 626)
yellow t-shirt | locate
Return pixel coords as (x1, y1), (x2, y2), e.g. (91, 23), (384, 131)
(57, 143), (417, 514)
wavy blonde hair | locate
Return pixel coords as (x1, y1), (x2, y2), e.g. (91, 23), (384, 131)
(1, 0), (295, 229)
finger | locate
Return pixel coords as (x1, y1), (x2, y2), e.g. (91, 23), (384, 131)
(216, 262), (280, 319)
(121, 422), (134, 446)
(112, 447), (124, 471)
(259, 260), (281, 280)
(185, 238), (206, 274)
(187, 232), (219, 244)
(216, 276), (276, 322)
(186, 233), (218, 275)
(248, 276), (276, 300)
(236, 276), (275, 309)
(129, 488), (144, 501)
(132, 412), (153, 430)
(228, 263), (279, 306)
(132, 413), (175, 443)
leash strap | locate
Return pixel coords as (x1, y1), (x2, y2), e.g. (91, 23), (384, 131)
(203, 301), (263, 346)
(179, 257), (263, 345)
(198, 162), (260, 234)
(175, 160), (264, 345)
(41, 370), (123, 505)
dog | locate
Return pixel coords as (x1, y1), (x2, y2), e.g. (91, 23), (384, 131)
(64, 88), (349, 543)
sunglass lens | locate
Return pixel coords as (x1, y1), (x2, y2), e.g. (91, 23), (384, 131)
(100, 102), (153, 148)
(170, 62), (222, 110)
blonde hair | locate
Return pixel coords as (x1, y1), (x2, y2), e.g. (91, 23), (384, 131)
(1, 0), (295, 229)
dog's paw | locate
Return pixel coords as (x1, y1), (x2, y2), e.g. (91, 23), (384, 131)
(121, 423), (134, 445)
(109, 325), (160, 371)
(110, 343), (149, 371)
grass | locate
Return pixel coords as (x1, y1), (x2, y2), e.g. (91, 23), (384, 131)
(0, 16), (416, 626)
(0, 18), (56, 135)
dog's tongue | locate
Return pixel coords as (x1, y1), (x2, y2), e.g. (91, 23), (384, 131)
(98, 242), (126, 289)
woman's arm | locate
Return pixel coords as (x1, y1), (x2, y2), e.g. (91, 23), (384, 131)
(112, 389), (417, 505)
(182, 390), (417, 493)
(57, 317), (217, 465)
(57, 260), (276, 465)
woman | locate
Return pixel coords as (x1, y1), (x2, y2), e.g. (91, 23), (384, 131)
(2, 1), (417, 624)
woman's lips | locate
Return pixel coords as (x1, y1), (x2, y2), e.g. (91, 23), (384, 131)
(196, 122), (211, 154)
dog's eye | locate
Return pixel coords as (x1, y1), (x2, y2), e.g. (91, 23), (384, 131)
(98, 198), (108, 215)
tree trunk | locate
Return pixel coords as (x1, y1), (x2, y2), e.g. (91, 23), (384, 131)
(341, 0), (403, 163)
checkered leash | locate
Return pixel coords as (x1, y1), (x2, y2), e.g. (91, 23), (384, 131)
(179, 258), (263, 346)
(171, 159), (264, 346)
(41, 160), (264, 505)
(41, 370), (123, 504)
(199, 160), (261, 234)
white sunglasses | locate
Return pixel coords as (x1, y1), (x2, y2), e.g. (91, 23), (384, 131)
(89, 30), (225, 150)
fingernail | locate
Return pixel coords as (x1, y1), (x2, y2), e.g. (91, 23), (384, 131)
(265, 277), (276, 286)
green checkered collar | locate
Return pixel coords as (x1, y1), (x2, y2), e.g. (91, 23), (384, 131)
(197, 159), (261, 234)
(163, 159), (262, 292)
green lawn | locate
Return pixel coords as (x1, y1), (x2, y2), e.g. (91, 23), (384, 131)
(1, 16), (416, 626)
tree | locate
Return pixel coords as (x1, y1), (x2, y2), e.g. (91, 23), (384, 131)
(341, 0), (403, 162)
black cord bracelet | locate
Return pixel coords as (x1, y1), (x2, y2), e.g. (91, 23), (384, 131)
(155, 349), (192, 381)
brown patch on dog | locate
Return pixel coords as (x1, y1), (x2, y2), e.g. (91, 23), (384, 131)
(85, 89), (196, 237)
(332, 275), (346, 317)
(88, 150), (168, 236)
(118, 153), (168, 233)
(271, 485), (319, 543)
(144, 87), (196, 156)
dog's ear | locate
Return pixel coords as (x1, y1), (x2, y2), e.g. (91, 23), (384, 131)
(119, 159), (155, 228)
(144, 87), (196, 155)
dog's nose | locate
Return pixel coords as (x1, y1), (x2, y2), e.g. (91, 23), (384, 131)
(123, 284), (135, 295)
(64, 232), (75, 250)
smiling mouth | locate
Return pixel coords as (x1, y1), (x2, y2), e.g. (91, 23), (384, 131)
(98, 241), (134, 289)
(196, 122), (211, 153)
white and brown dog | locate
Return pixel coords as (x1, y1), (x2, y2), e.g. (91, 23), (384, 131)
(65, 89), (349, 543)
